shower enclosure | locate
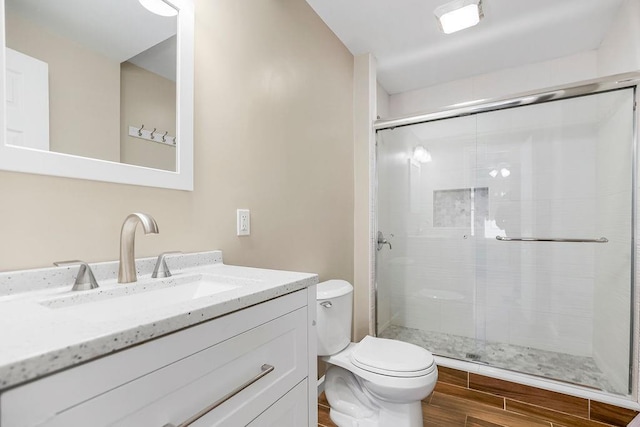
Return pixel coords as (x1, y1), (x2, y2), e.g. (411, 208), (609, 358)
(375, 80), (637, 397)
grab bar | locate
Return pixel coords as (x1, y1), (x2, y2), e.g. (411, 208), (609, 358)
(496, 236), (608, 243)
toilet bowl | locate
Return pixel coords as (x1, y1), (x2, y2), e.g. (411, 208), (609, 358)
(317, 280), (438, 427)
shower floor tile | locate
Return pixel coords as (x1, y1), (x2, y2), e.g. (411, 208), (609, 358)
(378, 324), (622, 395)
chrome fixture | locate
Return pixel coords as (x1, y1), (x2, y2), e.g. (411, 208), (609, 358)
(374, 72), (640, 132)
(320, 301), (333, 308)
(377, 231), (393, 251)
(118, 213), (159, 284)
(496, 236), (609, 243)
(152, 251), (182, 278)
(53, 260), (99, 291)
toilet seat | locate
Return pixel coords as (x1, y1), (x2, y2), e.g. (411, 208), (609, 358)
(350, 336), (436, 378)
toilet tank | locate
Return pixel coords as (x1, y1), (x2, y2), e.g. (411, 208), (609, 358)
(317, 280), (353, 356)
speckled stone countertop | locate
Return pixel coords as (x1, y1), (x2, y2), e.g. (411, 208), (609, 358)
(0, 251), (317, 391)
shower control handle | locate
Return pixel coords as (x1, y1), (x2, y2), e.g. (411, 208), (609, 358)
(377, 231), (393, 251)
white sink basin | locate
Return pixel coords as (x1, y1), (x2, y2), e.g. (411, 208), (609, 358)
(39, 274), (243, 321)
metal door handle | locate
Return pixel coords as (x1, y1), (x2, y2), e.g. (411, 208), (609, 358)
(167, 364), (275, 427)
(496, 236), (608, 243)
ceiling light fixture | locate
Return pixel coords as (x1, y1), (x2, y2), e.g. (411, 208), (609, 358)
(435, 0), (483, 34)
(139, 0), (178, 17)
(413, 146), (432, 163)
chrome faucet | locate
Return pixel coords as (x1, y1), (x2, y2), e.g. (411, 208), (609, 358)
(53, 260), (99, 291)
(152, 251), (182, 278)
(118, 213), (159, 283)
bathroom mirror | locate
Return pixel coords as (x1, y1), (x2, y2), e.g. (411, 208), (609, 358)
(0, 0), (194, 190)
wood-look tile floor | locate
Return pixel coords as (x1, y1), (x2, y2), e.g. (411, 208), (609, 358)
(317, 391), (578, 427)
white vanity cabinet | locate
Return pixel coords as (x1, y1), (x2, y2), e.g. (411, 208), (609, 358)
(0, 288), (317, 427)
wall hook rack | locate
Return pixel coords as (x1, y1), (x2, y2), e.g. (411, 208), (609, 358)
(128, 125), (176, 147)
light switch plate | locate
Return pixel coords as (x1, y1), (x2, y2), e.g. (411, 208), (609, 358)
(237, 209), (250, 236)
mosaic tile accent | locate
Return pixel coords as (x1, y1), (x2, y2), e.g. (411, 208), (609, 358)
(434, 187), (489, 228)
(379, 324), (622, 395)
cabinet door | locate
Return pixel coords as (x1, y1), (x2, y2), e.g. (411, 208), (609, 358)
(245, 380), (308, 427)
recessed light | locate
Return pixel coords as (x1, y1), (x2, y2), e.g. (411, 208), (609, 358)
(435, 0), (484, 34)
(139, 0), (178, 17)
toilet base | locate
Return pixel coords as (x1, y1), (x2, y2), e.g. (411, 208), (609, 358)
(329, 400), (423, 427)
(325, 366), (426, 427)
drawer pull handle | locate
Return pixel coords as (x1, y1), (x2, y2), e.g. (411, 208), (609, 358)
(170, 363), (275, 427)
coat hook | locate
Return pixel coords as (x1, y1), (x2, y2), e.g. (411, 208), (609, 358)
(138, 124), (144, 137)
(162, 131), (168, 142)
(150, 128), (157, 140)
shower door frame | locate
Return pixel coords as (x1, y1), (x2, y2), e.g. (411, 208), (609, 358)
(372, 71), (640, 407)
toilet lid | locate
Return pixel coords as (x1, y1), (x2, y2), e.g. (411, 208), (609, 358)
(350, 336), (435, 377)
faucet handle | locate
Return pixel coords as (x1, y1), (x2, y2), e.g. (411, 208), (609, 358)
(152, 251), (182, 278)
(53, 260), (99, 291)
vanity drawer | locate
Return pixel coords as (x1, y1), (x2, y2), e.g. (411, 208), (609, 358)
(23, 306), (308, 427)
(0, 290), (311, 427)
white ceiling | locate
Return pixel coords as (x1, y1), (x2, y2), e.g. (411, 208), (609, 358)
(305, 0), (625, 94)
(6, 0), (176, 77)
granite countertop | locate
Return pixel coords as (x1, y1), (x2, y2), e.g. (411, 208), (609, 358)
(0, 251), (318, 391)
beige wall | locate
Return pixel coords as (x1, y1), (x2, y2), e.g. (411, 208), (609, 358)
(5, 10), (120, 162)
(120, 62), (176, 171)
(0, 0), (355, 290)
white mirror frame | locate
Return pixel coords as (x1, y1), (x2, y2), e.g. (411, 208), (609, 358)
(0, 0), (194, 191)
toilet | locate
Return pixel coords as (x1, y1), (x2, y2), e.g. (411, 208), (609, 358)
(317, 280), (438, 427)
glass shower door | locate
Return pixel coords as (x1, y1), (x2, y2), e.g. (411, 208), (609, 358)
(376, 115), (484, 360)
(376, 88), (636, 396)
(474, 89), (634, 395)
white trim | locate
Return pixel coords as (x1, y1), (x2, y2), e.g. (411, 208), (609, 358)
(0, 0), (194, 191)
(368, 55), (377, 337)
